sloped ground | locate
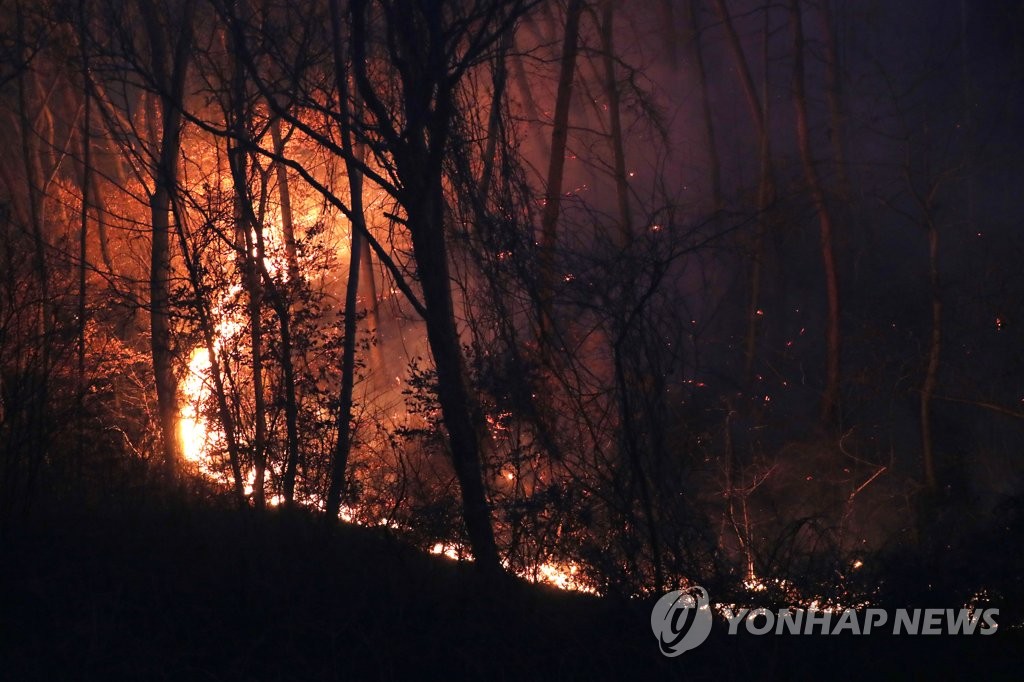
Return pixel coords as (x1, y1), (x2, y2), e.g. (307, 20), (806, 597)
(2, 500), (1020, 681)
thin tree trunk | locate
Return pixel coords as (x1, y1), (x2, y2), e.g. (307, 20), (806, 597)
(478, 29), (511, 200)
(959, 0), (975, 238)
(77, 2), (91, 476)
(600, 0), (631, 247)
(614, 340), (664, 592)
(818, 0), (850, 197)
(150, 190), (180, 482)
(685, 0), (722, 212)
(920, 214), (940, 493)
(268, 116), (303, 506)
(234, 172), (267, 508)
(276, 300), (300, 505)
(746, 5), (775, 380)
(789, 0), (841, 425)
(79, 76), (120, 276)
(659, 0), (679, 68)
(325, 0), (365, 520)
(270, 117), (301, 284)
(89, 180), (115, 274)
(509, 49), (551, 163)
(173, 207), (246, 501)
(357, 231), (378, 337)
(226, 17), (266, 507)
(142, 0), (194, 482)
(539, 0), (585, 335)
(350, 0), (502, 574)
(712, 0), (766, 145)
(16, 21), (51, 421)
(410, 180), (502, 574)
(910, 176), (943, 494)
(712, 0), (776, 380)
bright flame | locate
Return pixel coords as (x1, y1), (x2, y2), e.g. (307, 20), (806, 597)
(534, 561), (594, 593)
(172, 175), (599, 595)
(430, 542), (464, 561)
(180, 347), (213, 463)
(426, 543), (595, 593)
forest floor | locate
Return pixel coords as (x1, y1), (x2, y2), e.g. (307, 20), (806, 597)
(2, 496), (1021, 681)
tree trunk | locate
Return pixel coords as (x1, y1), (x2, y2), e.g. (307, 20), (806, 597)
(818, 0), (851, 197)
(173, 207), (246, 502)
(268, 116), (303, 506)
(509, 49), (551, 163)
(712, 0), (776, 380)
(614, 339), (664, 592)
(150, 189), (180, 482)
(600, 0), (631, 247)
(270, 117), (301, 284)
(232, 160), (267, 510)
(245, 216), (268, 509)
(920, 214), (940, 493)
(227, 14), (266, 507)
(325, 0), (366, 521)
(685, 0), (722, 212)
(77, 8), (91, 475)
(746, 5), (776, 380)
(276, 301), (301, 505)
(478, 29), (511, 201)
(538, 0), (584, 336)
(16, 15), (52, 495)
(141, 0), (194, 482)
(408, 179), (502, 574)
(349, 0), (503, 574)
(789, 0), (842, 426)
(911, 176), (943, 494)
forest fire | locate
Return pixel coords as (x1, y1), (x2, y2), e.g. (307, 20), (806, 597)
(429, 541), (596, 593)
(179, 347), (216, 464)
(2, 0), (1022, 677)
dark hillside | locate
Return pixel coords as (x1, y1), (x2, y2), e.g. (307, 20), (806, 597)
(3, 498), (1020, 681)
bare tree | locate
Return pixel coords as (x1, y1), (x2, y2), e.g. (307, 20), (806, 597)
(598, 0), (631, 247)
(788, 0), (842, 426)
(711, 0), (776, 380)
(538, 0), (585, 337)
(140, 0), (196, 481)
(325, 0), (368, 521)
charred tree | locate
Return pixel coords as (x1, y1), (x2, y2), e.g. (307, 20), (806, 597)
(225, 10), (268, 508)
(268, 117), (303, 506)
(140, 0), (195, 482)
(325, 0), (367, 522)
(348, 0), (519, 573)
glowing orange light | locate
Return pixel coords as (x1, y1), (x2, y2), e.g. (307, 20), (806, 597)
(180, 347), (213, 463)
